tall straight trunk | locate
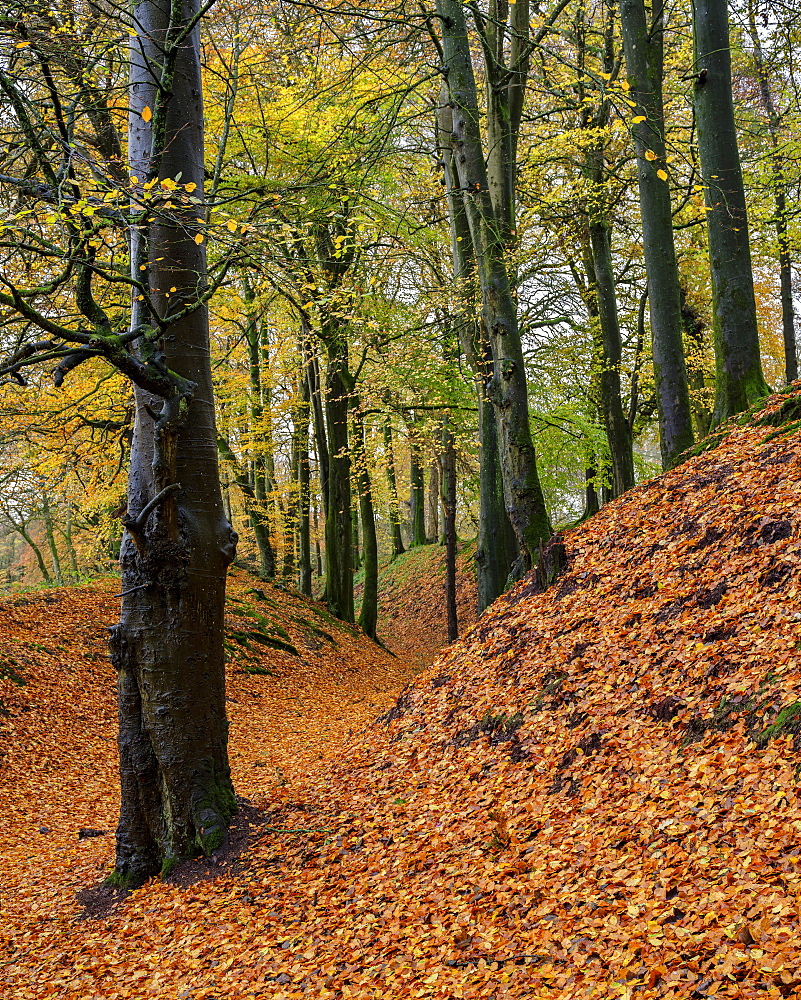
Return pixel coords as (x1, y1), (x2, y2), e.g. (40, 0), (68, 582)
(427, 460), (439, 544)
(409, 431), (427, 547)
(693, 0), (770, 423)
(305, 331), (330, 515)
(620, 0), (694, 466)
(322, 329), (353, 623)
(42, 494), (62, 584)
(64, 501), (80, 579)
(351, 507), (360, 572)
(745, 1), (797, 384)
(244, 288), (275, 577)
(217, 435), (273, 576)
(585, 225), (635, 496)
(313, 502), (323, 577)
(437, 96), (516, 607)
(293, 359), (311, 597)
(436, 0), (551, 576)
(349, 397), (378, 639)
(441, 420), (458, 642)
(114, 0), (236, 886)
(383, 417), (405, 558)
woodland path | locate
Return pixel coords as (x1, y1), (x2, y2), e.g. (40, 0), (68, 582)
(0, 554), (469, 997)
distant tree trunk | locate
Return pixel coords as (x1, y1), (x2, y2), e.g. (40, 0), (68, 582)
(305, 334), (330, 516)
(427, 460), (439, 544)
(113, 0), (236, 887)
(620, 0), (694, 467)
(293, 358), (312, 598)
(322, 328), (353, 623)
(584, 459), (600, 519)
(441, 421), (458, 642)
(383, 416), (405, 558)
(584, 227), (635, 497)
(351, 507), (361, 572)
(693, 0), (770, 423)
(313, 502), (323, 577)
(18, 521), (51, 582)
(349, 398), (378, 639)
(409, 429), (427, 547)
(745, 0), (797, 384)
(437, 0), (551, 576)
(42, 494), (63, 584)
(681, 289), (714, 439)
(244, 283), (275, 577)
(63, 502), (80, 579)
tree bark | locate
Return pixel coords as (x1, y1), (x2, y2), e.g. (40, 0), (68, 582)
(383, 416), (405, 559)
(113, 0), (236, 887)
(293, 356), (312, 597)
(587, 220), (636, 496)
(409, 425), (427, 547)
(620, 0), (694, 467)
(693, 0), (770, 423)
(436, 0), (551, 575)
(745, 0), (797, 384)
(437, 95), (516, 607)
(441, 420), (458, 641)
(349, 395), (378, 639)
(322, 328), (354, 622)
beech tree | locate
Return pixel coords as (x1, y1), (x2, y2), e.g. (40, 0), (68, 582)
(620, 0), (694, 467)
(0, 0), (237, 884)
(693, 0), (770, 422)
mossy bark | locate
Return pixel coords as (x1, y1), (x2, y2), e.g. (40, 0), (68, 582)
(620, 0), (694, 467)
(116, 0), (236, 887)
(693, 0), (770, 424)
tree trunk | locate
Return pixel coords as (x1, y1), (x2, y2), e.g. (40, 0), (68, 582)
(383, 416), (405, 559)
(745, 0), (797, 384)
(306, 335), (330, 516)
(322, 329), (353, 622)
(437, 95), (516, 608)
(437, 0), (551, 576)
(244, 286), (275, 577)
(409, 429), (427, 547)
(693, 0), (770, 423)
(114, 0), (236, 887)
(349, 397), (378, 639)
(620, 0), (694, 467)
(293, 359), (312, 597)
(585, 224), (636, 496)
(42, 494), (63, 584)
(18, 521), (50, 583)
(427, 460), (439, 544)
(441, 421), (458, 642)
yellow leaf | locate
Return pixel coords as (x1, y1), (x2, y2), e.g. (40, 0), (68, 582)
(620, 80), (630, 91)
(657, 169), (669, 181)
(141, 105), (152, 122)
(194, 233), (204, 244)
(632, 116), (646, 124)
(644, 149), (657, 161)
(184, 182), (197, 193)
(226, 219), (238, 233)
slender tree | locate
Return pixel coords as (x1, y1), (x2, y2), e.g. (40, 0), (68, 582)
(620, 0), (694, 466)
(693, 0), (770, 423)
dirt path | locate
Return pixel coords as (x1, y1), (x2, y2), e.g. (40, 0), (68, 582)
(0, 570), (430, 998)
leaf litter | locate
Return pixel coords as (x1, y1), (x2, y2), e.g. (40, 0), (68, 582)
(2, 391), (801, 999)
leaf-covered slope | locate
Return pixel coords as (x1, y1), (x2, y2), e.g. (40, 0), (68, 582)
(243, 393), (801, 999)
(3, 395), (801, 1000)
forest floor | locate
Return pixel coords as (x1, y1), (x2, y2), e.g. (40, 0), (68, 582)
(3, 388), (801, 999)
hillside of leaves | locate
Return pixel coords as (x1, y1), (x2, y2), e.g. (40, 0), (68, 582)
(3, 389), (801, 999)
